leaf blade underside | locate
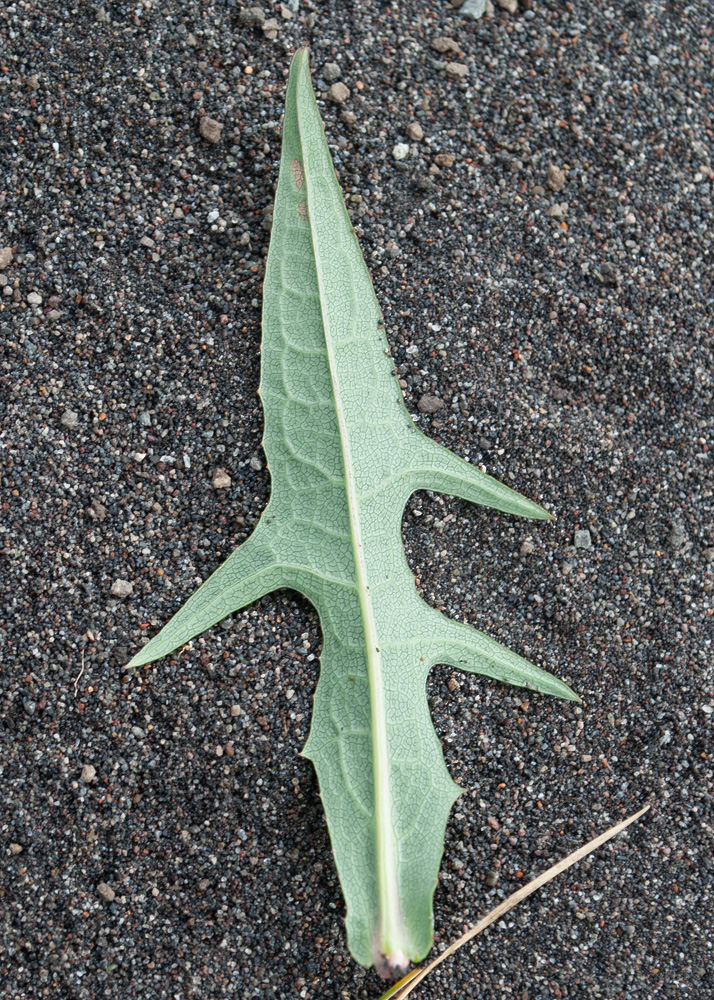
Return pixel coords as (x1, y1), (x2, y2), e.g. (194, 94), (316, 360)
(127, 47), (578, 976)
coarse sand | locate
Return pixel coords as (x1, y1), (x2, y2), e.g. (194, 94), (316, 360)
(1, 2), (712, 998)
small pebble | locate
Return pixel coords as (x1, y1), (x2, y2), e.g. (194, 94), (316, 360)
(497, 0), (518, 11)
(406, 122), (424, 141)
(327, 82), (350, 104)
(0, 247), (14, 269)
(547, 202), (568, 219)
(434, 153), (456, 168)
(445, 62), (469, 80)
(668, 524), (687, 551)
(238, 6), (265, 27)
(547, 163), (567, 191)
(461, 0), (487, 19)
(80, 764), (96, 783)
(199, 117), (223, 144)
(392, 143), (410, 162)
(110, 579), (133, 598)
(432, 37), (459, 54)
(417, 394), (444, 414)
(212, 468), (232, 489)
(10, 843), (23, 856)
(322, 63), (341, 82)
(97, 882), (115, 903)
(574, 530), (592, 550)
(61, 408), (79, 429)
(87, 499), (107, 521)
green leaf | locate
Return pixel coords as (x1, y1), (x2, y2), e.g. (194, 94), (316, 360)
(126, 47), (578, 976)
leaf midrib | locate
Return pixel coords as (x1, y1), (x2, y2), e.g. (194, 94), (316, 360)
(295, 55), (402, 962)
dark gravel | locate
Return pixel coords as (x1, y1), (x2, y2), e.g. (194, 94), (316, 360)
(1, 1), (712, 998)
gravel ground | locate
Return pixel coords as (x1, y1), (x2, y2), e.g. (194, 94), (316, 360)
(1, 1), (712, 998)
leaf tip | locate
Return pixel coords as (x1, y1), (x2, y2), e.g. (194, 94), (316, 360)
(558, 683), (581, 703)
(124, 644), (157, 671)
(520, 500), (554, 522)
(293, 44), (311, 66)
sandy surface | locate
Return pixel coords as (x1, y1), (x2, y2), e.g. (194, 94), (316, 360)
(1, 1), (712, 998)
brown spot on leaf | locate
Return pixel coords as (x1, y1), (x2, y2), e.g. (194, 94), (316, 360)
(297, 200), (307, 222)
(291, 158), (304, 189)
